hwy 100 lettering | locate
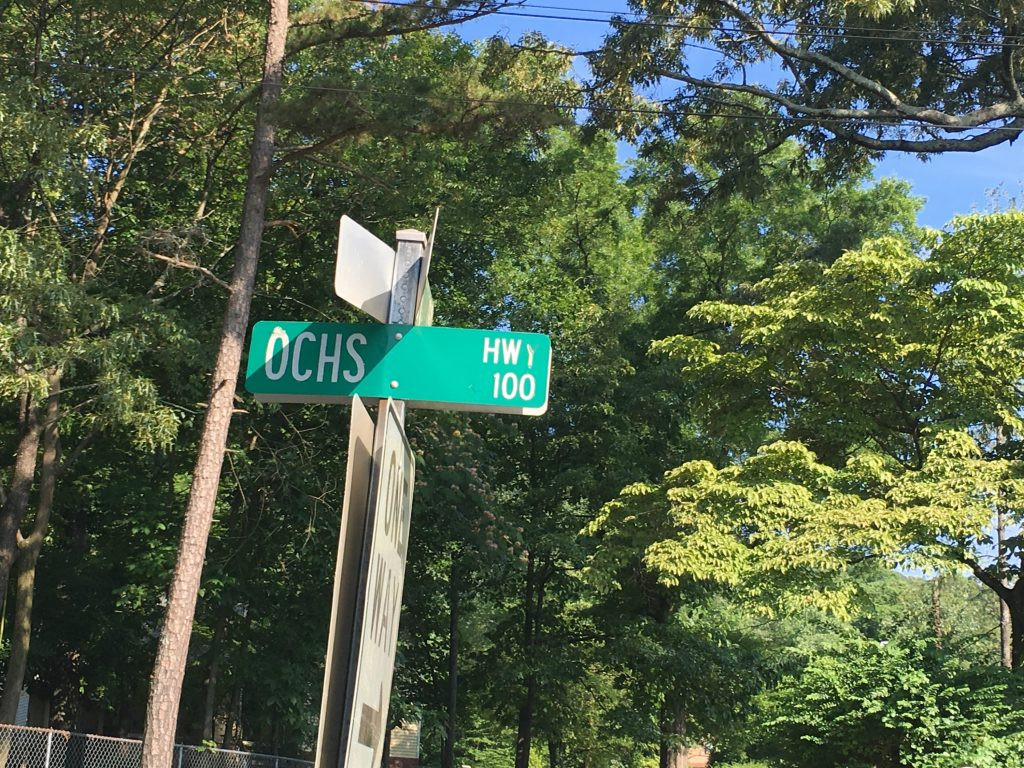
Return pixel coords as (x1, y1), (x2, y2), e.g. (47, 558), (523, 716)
(483, 336), (537, 402)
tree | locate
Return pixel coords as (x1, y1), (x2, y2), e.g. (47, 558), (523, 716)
(758, 638), (1024, 768)
(589, 0), (1024, 198)
(472, 128), (660, 767)
(138, 0), (288, 760)
(0, 0), (230, 717)
(591, 211), (1024, 664)
(139, 0), (565, 756)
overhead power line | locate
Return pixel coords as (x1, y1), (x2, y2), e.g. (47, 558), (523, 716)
(349, 0), (1024, 48)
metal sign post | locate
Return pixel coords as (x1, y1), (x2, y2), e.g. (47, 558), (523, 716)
(314, 396), (375, 767)
(265, 215), (551, 768)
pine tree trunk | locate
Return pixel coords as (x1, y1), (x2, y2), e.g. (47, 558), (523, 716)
(0, 376), (59, 723)
(442, 561), (460, 768)
(140, 3), (288, 765)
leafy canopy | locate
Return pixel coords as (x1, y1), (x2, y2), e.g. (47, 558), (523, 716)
(589, 211), (1024, 613)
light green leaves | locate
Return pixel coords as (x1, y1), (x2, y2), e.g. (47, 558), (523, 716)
(759, 637), (1024, 768)
(592, 432), (1021, 615)
(590, 212), (1024, 616)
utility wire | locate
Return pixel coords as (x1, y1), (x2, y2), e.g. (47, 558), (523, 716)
(350, 0), (1024, 48)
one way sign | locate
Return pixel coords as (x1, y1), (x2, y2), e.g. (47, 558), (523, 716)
(342, 398), (414, 768)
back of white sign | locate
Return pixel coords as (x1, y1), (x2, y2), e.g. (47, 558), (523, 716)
(335, 216), (396, 323)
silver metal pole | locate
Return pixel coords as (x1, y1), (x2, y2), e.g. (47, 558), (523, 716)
(387, 229), (427, 428)
(388, 230), (426, 326)
(314, 223), (429, 768)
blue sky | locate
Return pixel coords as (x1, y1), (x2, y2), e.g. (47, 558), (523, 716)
(455, 1), (1022, 229)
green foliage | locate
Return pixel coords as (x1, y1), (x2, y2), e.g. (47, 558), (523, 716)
(588, 213), (1024, 620)
(0, 229), (181, 449)
(4, 0), (1020, 761)
(757, 638), (1024, 768)
(658, 212), (1024, 464)
(591, 412), (1021, 616)
(590, 0), (1024, 182)
(852, 570), (1001, 666)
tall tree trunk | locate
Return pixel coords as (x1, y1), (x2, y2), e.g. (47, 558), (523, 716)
(202, 619), (224, 741)
(514, 555), (548, 768)
(140, 3), (288, 766)
(659, 699), (689, 768)
(1001, 594), (1013, 668)
(1008, 583), (1024, 670)
(0, 375), (59, 723)
(223, 684), (243, 748)
(548, 738), (563, 768)
(514, 555), (535, 768)
(997, 508), (1013, 667)
(442, 560), (460, 768)
(514, 672), (537, 768)
(0, 393), (42, 610)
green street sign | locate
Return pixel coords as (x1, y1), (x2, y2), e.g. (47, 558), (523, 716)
(246, 321), (551, 415)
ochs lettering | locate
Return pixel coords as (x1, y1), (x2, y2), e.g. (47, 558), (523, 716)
(264, 326), (366, 384)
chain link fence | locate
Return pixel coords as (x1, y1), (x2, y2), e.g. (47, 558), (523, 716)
(0, 725), (312, 768)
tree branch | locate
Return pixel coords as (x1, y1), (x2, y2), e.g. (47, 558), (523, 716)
(961, 551), (1012, 601)
(275, 126), (372, 164)
(286, 2), (518, 58)
(645, 0), (1024, 152)
(141, 251), (231, 291)
(828, 118), (1024, 153)
(58, 427), (101, 478)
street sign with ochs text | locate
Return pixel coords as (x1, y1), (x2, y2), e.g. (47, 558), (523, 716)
(342, 398), (414, 768)
(245, 320), (551, 415)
